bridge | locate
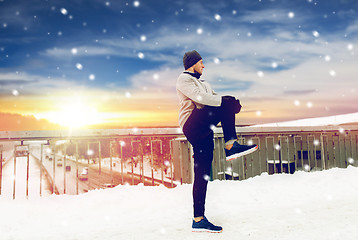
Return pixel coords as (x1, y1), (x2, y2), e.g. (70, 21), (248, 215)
(0, 125), (357, 199)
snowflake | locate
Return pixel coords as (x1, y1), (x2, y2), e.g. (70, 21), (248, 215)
(257, 71), (264, 77)
(138, 52), (144, 59)
(196, 28), (203, 34)
(347, 44), (354, 51)
(12, 89), (19, 96)
(329, 70), (336, 77)
(271, 62), (278, 68)
(295, 208), (302, 214)
(125, 92), (132, 98)
(75, 63), (83, 70)
(256, 110), (262, 116)
(89, 74), (95, 81)
(153, 73), (159, 80)
(312, 30), (320, 37)
(133, 1), (140, 7)
(71, 48), (78, 54)
(203, 174), (210, 181)
(324, 55), (331, 62)
(140, 35), (146, 42)
(214, 14), (221, 21)
(60, 8), (68, 15)
(307, 102), (313, 108)
(303, 164), (311, 171)
(213, 57), (220, 64)
(288, 12), (295, 18)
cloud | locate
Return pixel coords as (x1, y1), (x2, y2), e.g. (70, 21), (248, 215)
(35, 6), (357, 112)
(41, 38), (180, 65)
(0, 2), (37, 28)
(238, 8), (306, 24)
(0, 112), (62, 131)
(0, 72), (39, 86)
(2, 0), (357, 128)
(345, 19), (358, 35)
(41, 46), (117, 59)
(128, 66), (180, 97)
(282, 89), (317, 95)
(0, 71), (83, 95)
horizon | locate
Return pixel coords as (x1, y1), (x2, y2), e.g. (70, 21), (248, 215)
(1, 111), (358, 133)
(0, 0), (357, 131)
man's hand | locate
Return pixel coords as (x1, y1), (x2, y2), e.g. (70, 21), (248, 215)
(235, 99), (242, 114)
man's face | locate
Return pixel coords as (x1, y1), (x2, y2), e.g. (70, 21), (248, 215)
(193, 59), (205, 75)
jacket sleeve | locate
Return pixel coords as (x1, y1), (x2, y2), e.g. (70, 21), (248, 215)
(176, 75), (222, 107)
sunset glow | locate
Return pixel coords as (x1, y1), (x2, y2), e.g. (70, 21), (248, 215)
(34, 103), (102, 128)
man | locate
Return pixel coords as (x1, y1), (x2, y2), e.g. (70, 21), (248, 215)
(176, 50), (258, 233)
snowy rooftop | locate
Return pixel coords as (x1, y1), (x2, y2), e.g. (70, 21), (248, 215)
(250, 112), (358, 127)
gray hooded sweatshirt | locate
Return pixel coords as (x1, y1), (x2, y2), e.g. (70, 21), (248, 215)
(176, 72), (222, 129)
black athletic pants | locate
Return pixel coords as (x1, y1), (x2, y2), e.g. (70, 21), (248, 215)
(183, 105), (237, 218)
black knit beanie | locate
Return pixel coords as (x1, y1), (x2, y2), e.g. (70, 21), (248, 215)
(183, 50), (202, 70)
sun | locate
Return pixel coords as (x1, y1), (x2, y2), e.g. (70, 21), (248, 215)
(35, 101), (104, 128)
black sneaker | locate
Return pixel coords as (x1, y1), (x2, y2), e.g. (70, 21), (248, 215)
(225, 141), (258, 161)
(192, 216), (223, 233)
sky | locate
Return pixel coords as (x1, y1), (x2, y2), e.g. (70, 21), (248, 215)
(0, 0), (357, 130)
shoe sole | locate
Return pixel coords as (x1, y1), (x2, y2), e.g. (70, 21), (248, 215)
(192, 228), (223, 233)
(226, 145), (258, 161)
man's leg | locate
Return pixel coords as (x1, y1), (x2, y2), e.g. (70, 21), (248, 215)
(191, 132), (214, 218)
(183, 124), (223, 232)
(184, 106), (258, 161)
(202, 105), (237, 143)
(183, 112), (214, 218)
(183, 106), (237, 144)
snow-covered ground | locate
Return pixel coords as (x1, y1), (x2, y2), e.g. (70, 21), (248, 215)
(0, 166), (357, 240)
